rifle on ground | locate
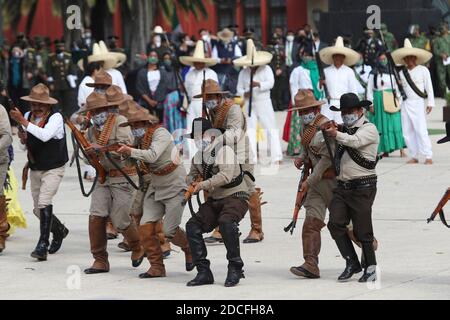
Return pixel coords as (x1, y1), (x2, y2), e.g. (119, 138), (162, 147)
(427, 188), (450, 228)
(284, 162), (312, 235)
(315, 51), (330, 104)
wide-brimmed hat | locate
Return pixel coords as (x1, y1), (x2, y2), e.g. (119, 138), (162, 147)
(233, 39), (273, 67)
(153, 25), (164, 34)
(294, 90), (325, 110)
(119, 99), (141, 117)
(119, 107), (159, 127)
(81, 92), (112, 113)
(105, 85), (133, 106)
(217, 28), (234, 42)
(319, 36), (360, 66)
(21, 83), (58, 105)
(179, 40), (218, 67)
(77, 43), (117, 71)
(86, 70), (113, 87)
(99, 41), (127, 68)
(391, 38), (433, 65)
(330, 93), (372, 112)
(193, 79), (229, 99)
(438, 122), (450, 144)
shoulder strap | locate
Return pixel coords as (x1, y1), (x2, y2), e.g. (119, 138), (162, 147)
(213, 99), (235, 129)
(401, 67), (428, 98)
(95, 113), (116, 147)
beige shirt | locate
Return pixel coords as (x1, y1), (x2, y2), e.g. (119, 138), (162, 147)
(0, 105), (12, 164)
(130, 127), (187, 201)
(187, 144), (248, 200)
(335, 115), (379, 181)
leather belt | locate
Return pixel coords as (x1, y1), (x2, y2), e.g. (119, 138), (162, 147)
(149, 162), (179, 176)
(108, 166), (137, 178)
(337, 175), (377, 190)
(322, 167), (336, 179)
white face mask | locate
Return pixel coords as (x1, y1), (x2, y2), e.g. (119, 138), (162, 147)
(302, 112), (316, 125)
(195, 139), (212, 152)
(92, 111), (109, 128)
(202, 34), (210, 42)
(205, 99), (219, 110)
(287, 35), (295, 42)
(342, 113), (360, 127)
(132, 127), (146, 138)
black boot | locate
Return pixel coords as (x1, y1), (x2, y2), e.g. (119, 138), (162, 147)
(186, 221), (214, 287)
(359, 242), (377, 283)
(48, 215), (69, 254)
(31, 205), (53, 261)
(335, 235), (362, 282)
(220, 222), (245, 287)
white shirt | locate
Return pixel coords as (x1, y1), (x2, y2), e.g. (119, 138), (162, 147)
(353, 65), (372, 96)
(147, 70), (161, 93)
(77, 75), (94, 108)
(237, 65), (274, 102)
(400, 65), (435, 107)
(106, 68), (127, 94)
(24, 112), (65, 142)
(324, 64), (359, 102)
(185, 67), (218, 100)
(366, 72), (399, 102)
(289, 65), (313, 104)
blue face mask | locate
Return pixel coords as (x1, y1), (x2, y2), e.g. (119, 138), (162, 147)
(94, 88), (107, 94)
(342, 113), (360, 127)
(92, 111), (109, 127)
(195, 139), (211, 152)
(132, 128), (146, 138)
(302, 112), (316, 125)
(205, 99), (219, 110)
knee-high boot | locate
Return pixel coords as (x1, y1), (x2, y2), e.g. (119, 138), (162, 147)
(138, 222), (166, 278)
(120, 222), (145, 268)
(243, 188), (265, 243)
(186, 221), (214, 286)
(220, 222), (245, 287)
(31, 205), (53, 261)
(170, 227), (194, 271)
(84, 215), (109, 274)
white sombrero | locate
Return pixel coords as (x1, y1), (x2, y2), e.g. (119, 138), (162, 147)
(99, 40), (127, 68)
(179, 40), (217, 67)
(233, 39), (273, 67)
(319, 36), (360, 66)
(77, 42), (117, 71)
(391, 38), (433, 65)
(153, 25), (164, 34)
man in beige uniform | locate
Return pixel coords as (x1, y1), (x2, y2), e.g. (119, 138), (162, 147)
(0, 103), (12, 252)
(117, 106), (193, 279)
(288, 90), (336, 279)
(80, 88), (144, 274)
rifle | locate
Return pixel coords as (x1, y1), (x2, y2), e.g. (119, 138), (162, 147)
(315, 51), (330, 104)
(427, 188), (450, 228)
(182, 176), (203, 206)
(248, 48), (255, 117)
(284, 162), (312, 235)
(201, 70), (211, 122)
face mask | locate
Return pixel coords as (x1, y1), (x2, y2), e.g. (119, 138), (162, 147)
(302, 112), (316, 125)
(85, 33), (92, 39)
(205, 99), (219, 110)
(379, 59), (388, 66)
(163, 59), (172, 67)
(94, 88), (107, 94)
(132, 128), (146, 138)
(302, 56), (313, 63)
(342, 113), (360, 127)
(202, 34), (210, 42)
(148, 57), (159, 65)
(196, 139), (211, 151)
(92, 111), (109, 127)
(287, 35), (295, 42)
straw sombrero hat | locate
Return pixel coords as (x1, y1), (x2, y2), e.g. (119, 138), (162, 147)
(99, 41), (127, 68)
(179, 40), (217, 67)
(233, 39), (273, 67)
(391, 38), (433, 65)
(217, 28), (234, 43)
(86, 70), (112, 87)
(193, 79), (229, 99)
(21, 83), (58, 105)
(153, 25), (164, 34)
(119, 108), (159, 127)
(294, 90), (325, 110)
(77, 42), (117, 71)
(319, 36), (359, 66)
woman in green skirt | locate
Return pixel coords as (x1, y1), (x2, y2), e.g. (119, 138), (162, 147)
(367, 53), (406, 157)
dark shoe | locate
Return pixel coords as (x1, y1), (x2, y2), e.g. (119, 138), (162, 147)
(334, 234), (362, 282)
(187, 269), (214, 287)
(84, 267), (109, 274)
(290, 266), (320, 279)
(31, 206), (53, 261)
(48, 215), (69, 254)
(358, 266), (377, 283)
(224, 268), (245, 287)
(338, 260), (362, 282)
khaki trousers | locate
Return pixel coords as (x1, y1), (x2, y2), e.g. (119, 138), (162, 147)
(0, 162), (8, 197)
(30, 166), (65, 218)
(303, 179), (336, 221)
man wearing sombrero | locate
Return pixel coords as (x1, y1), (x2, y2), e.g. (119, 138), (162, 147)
(10, 83), (69, 261)
(213, 28), (243, 88)
(180, 40), (218, 159)
(79, 88), (144, 274)
(116, 106), (193, 279)
(289, 90), (336, 279)
(324, 93), (380, 283)
(319, 36), (360, 123)
(392, 38), (435, 165)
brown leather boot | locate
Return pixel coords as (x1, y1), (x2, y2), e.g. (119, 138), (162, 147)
(106, 217), (118, 239)
(243, 188), (265, 243)
(84, 216), (109, 274)
(0, 196), (9, 253)
(156, 220), (171, 257)
(120, 222), (145, 268)
(290, 216), (325, 279)
(204, 227), (223, 244)
(170, 227), (194, 271)
(138, 223), (166, 278)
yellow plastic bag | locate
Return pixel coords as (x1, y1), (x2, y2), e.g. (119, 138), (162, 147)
(4, 168), (27, 234)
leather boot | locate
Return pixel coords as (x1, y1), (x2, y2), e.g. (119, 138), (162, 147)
(106, 217), (118, 239)
(220, 222), (245, 287)
(334, 235), (362, 282)
(204, 227), (223, 244)
(359, 242), (377, 283)
(48, 214), (69, 254)
(347, 229), (378, 268)
(0, 196), (9, 253)
(117, 237), (131, 252)
(170, 227), (194, 271)
(138, 223), (166, 278)
(156, 220), (171, 258)
(31, 205), (53, 261)
(186, 221), (214, 286)
(84, 215), (109, 274)
(290, 217), (325, 279)
(243, 188), (264, 243)
(120, 222), (145, 268)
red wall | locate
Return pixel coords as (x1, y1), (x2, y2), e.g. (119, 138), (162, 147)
(287, 0), (308, 31)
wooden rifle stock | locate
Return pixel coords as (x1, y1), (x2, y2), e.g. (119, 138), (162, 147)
(182, 176), (203, 206)
(21, 162), (29, 190)
(427, 188), (450, 226)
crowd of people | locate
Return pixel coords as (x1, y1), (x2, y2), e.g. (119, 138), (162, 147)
(0, 20), (449, 288)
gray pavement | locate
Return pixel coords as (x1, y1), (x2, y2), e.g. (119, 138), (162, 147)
(1, 99), (450, 300)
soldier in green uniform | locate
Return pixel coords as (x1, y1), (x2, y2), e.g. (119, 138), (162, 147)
(409, 25), (430, 50)
(267, 33), (287, 111)
(432, 23), (450, 97)
(46, 40), (78, 117)
(380, 23), (397, 52)
(24, 36), (49, 86)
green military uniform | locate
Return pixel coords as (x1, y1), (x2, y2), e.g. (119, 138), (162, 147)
(432, 25), (450, 97)
(381, 24), (397, 52)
